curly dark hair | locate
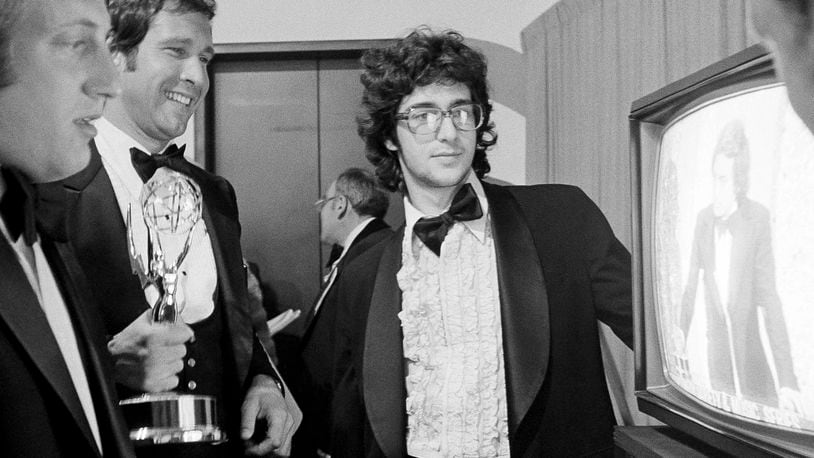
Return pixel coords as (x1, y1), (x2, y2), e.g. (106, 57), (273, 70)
(107, 0), (216, 70)
(357, 27), (497, 192)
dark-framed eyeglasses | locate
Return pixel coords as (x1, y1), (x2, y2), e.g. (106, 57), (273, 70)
(394, 103), (484, 135)
(314, 195), (341, 211)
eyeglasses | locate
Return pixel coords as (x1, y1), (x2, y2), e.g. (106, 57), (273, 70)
(314, 195), (340, 210)
(394, 103), (484, 135)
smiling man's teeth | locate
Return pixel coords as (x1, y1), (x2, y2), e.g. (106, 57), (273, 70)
(166, 91), (192, 106)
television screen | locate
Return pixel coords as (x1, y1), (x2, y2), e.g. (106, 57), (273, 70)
(631, 45), (814, 456)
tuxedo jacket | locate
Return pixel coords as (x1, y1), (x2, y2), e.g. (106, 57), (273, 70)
(0, 233), (134, 457)
(64, 142), (299, 433)
(330, 182), (632, 457)
(680, 198), (797, 404)
(294, 218), (392, 456)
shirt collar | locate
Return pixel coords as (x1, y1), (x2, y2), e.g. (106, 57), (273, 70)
(335, 216), (376, 265)
(403, 172), (489, 244)
(93, 117), (184, 189)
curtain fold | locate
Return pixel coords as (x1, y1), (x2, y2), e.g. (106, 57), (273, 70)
(521, 0), (756, 426)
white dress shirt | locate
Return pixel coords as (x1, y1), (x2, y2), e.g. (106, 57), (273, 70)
(400, 174), (511, 457)
(92, 117), (216, 323)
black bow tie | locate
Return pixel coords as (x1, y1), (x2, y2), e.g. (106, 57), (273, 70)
(715, 216), (732, 238)
(129, 144), (187, 183)
(0, 167), (75, 245)
(0, 167), (37, 245)
(413, 183), (483, 256)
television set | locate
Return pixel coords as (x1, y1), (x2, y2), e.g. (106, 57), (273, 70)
(630, 44), (814, 456)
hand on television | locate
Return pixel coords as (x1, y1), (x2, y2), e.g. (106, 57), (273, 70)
(779, 386), (806, 416)
(107, 309), (194, 392)
(241, 374), (297, 457)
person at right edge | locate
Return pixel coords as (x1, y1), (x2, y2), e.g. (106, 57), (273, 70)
(750, 0), (814, 134)
(329, 27), (633, 457)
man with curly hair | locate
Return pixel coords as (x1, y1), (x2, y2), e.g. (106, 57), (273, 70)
(329, 27), (633, 457)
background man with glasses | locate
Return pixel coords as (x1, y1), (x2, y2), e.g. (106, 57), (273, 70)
(328, 27), (633, 457)
(291, 167), (392, 458)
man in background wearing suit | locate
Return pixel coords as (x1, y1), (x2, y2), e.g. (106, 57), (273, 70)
(294, 167), (392, 457)
(749, 0), (814, 133)
(61, 0), (300, 456)
(679, 120), (801, 410)
(330, 28), (632, 457)
(0, 0), (134, 456)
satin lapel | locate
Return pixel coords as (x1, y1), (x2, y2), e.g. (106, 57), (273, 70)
(185, 165), (254, 385)
(66, 141), (147, 330)
(0, 237), (98, 452)
(484, 183), (550, 436)
(42, 239), (134, 457)
(363, 229), (407, 457)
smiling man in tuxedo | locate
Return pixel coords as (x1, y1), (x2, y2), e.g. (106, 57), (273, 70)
(58, 0), (300, 456)
(329, 28), (632, 457)
(0, 0), (134, 456)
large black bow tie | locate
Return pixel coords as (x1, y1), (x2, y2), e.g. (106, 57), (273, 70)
(0, 167), (75, 244)
(1, 167), (37, 244)
(413, 183), (483, 256)
(129, 144), (186, 183)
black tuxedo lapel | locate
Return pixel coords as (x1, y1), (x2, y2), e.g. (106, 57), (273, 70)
(0, 237), (99, 454)
(362, 230), (407, 457)
(348, 218), (390, 260)
(40, 238), (134, 457)
(179, 162), (254, 386)
(483, 183), (550, 437)
(302, 218), (392, 337)
(67, 141), (147, 331)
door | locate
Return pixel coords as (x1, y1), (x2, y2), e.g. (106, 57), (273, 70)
(205, 43), (401, 340)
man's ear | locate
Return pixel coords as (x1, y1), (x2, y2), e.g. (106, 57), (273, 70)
(336, 195), (348, 219)
(384, 138), (399, 152)
(112, 51), (128, 71)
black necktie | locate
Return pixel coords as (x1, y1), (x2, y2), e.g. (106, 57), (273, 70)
(413, 183), (483, 256)
(326, 243), (343, 268)
(129, 144), (186, 183)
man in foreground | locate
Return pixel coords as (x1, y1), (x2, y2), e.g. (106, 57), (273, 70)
(0, 0), (134, 456)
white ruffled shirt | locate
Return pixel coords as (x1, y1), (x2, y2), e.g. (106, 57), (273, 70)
(399, 175), (510, 457)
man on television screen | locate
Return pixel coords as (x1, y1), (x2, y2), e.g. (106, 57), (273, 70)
(679, 120), (802, 412)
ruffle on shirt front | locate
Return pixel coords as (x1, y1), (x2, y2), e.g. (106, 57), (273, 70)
(399, 222), (510, 457)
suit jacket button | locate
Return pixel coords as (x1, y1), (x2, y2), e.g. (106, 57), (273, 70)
(188, 380), (197, 390)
